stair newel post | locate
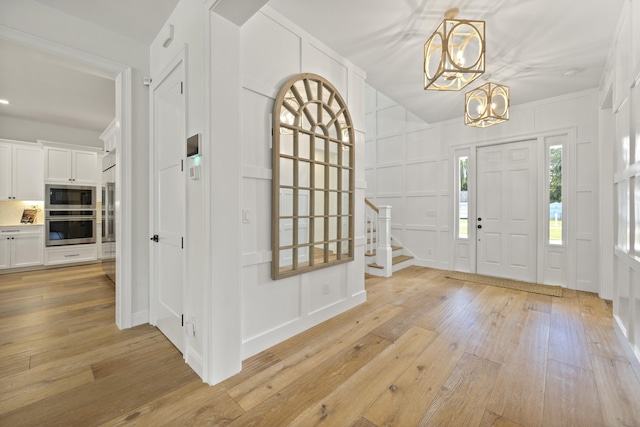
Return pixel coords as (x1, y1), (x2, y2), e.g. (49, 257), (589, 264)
(377, 205), (393, 277)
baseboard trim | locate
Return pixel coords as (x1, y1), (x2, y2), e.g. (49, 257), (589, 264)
(614, 315), (640, 384)
(241, 293), (366, 359)
(185, 346), (204, 380)
(131, 310), (149, 327)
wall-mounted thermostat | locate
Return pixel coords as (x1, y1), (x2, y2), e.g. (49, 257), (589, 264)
(187, 133), (201, 157)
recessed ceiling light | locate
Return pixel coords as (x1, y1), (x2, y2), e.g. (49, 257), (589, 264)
(0, 99), (9, 105)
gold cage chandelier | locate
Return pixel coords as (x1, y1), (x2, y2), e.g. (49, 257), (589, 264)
(424, 8), (486, 91)
(464, 82), (510, 127)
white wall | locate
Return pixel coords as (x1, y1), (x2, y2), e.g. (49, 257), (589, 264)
(149, 1), (366, 384)
(149, 0), (206, 379)
(0, 115), (103, 148)
(0, 0), (151, 321)
(606, 0), (640, 365)
(365, 86), (601, 293)
(239, 7), (366, 358)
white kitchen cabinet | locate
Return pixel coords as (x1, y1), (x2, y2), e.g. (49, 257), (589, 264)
(100, 119), (118, 153)
(0, 236), (9, 269)
(0, 140), (44, 201)
(45, 243), (97, 266)
(43, 145), (98, 185)
(0, 226), (44, 269)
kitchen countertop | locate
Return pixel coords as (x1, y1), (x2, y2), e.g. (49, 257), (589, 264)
(0, 223), (44, 228)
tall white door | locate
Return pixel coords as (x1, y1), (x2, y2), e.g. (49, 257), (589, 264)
(151, 60), (185, 353)
(476, 140), (537, 282)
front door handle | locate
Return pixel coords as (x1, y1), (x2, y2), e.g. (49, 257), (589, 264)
(150, 234), (159, 242)
(477, 225), (482, 229)
(477, 217), (482, 221)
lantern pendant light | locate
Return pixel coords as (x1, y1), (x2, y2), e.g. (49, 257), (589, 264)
(424, 8), (486, 91)
(464, 82), (510, 127)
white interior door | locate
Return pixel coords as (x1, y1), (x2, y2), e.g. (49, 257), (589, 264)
(152, 59), (185, 353)
(476, 140), (537, 282)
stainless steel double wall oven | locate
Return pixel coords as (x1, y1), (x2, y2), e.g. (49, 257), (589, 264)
(45, 184), (97, 247)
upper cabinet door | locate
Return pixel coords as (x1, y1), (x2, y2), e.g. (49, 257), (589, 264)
(0, 144), (11, 200)
(44, 147), (72, 183)
(13, 145), (44, 200)
(72, 151), (97, 185)
(44, 147), (97, 185)
(0, 142), (44, 200)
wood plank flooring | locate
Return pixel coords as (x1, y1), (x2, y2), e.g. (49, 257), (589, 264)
(1, 264), (640, 426)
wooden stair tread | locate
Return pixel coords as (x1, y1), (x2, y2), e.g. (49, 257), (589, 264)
(366, 246), (403, 257)
(368, 255), (412, 269)
(392, 255), (413, 265)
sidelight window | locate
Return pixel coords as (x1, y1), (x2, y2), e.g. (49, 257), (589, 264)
(458, 156), (469, 239)
(548, 145), (563, 245)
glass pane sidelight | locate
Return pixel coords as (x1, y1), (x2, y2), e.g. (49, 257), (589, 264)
(459, 156), (469, 239)
(549, 145), (562, 245)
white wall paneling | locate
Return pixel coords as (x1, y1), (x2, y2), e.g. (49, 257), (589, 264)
(405, 195), (438, 228)
(633, 0), (640, 82)
(377, 165), (403, 195)
(377, 134), (403, 164)
(405, 229), (437, 261)
(304, 43), (348, 97)
(614, 4), (631, 112)
(366, 83), (599, 288)
(406, 128), (438, 159)
(377, 105), (405, 137)
(607, 0), (640, 367)
(238, 6), (366, 362)
(405, 161), (438, 193)
(241, 11), (301, 97)
(241, 89), (273, 171)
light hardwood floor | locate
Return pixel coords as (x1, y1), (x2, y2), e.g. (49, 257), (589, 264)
(1, 264), (640, 426)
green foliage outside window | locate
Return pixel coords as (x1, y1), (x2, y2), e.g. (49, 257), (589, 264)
(549, 147), (562, 203)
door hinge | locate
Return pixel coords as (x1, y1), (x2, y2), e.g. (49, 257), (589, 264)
(181, 237), (184, 249)
(181, 314), (184, 327)
(181, 81), (184, 94)
(181, 159), (184, 172)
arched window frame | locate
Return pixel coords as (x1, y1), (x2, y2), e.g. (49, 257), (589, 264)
(272, 73), (355, 280)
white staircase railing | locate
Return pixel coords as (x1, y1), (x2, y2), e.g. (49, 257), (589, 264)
(365, 199), (392, 277)
(365, 199), (379, 258)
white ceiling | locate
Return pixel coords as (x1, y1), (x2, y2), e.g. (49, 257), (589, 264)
(0, 0), (625, 132)
(268, 0), (624, 123)
(32, 0), (181, 46)
(0, 0), (181, 134)
(0, 38), (115, 132)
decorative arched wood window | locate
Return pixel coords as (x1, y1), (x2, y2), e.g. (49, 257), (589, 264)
(272, 73), (355, 279)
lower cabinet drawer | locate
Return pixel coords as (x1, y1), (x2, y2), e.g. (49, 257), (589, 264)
(45, 244), (97, 266)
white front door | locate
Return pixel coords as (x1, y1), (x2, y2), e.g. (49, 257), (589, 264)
(151, 59), (185, 353)
(476, 140), (537, 282)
